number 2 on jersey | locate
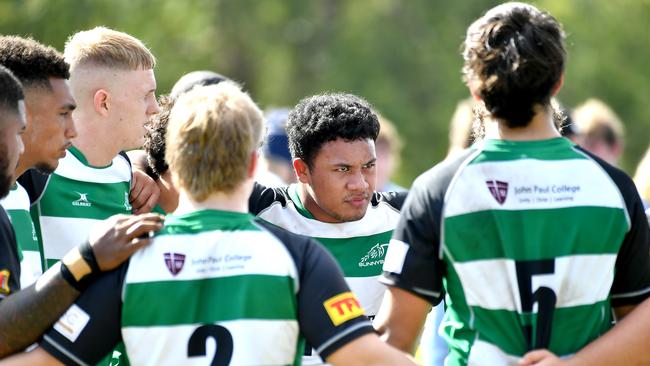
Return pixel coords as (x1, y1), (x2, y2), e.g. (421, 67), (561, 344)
(187, 324), (233, 365)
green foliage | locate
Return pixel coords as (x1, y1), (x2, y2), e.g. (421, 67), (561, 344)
(1, 0), (648, 183)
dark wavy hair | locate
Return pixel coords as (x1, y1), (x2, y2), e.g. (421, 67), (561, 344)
(0, 36), (69, 89)
(143, 94), (172, 179)
(287, 93), (380, 167)
(462, 3), (565, 128)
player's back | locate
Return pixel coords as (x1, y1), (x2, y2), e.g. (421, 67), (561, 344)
(441, 138), (641, 364)
(121, 209), (303, 366)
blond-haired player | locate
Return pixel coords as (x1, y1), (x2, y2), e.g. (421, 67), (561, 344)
(1, 82), (416, 366)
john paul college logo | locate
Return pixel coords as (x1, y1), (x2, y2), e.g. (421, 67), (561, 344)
(486, 180), (508, 205)
(164, 252), (186, 276)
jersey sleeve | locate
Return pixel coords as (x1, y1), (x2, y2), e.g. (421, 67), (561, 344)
(0, 208), (21, 300)
(296, 239), (374, 359)
(380, 153), (470, 305)
(255, 220), (374, 360)
(39, 263), (128, 365)
(604, 167), (650, 306)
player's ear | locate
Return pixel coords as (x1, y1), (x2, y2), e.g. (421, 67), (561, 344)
(93, 89), (110, 117)
(293, 158), (310, 184)
(247, 151), (258, 179)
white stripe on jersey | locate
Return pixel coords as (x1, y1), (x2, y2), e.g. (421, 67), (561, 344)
(126, 230), (299, 285)
(346, 275), (385, 317)
(123, 320), (299, 366)
(444, 159), (627, 218)
(54, 152), (131, 184)
(258, 200), (400, 239)
(453, 254), (616, 312)
(39, 216), (100, 261)
(466, 339), (523, 366)
(0, 183), (29, 210)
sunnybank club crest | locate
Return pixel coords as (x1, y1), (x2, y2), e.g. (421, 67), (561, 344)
(358, 243), (389, 267)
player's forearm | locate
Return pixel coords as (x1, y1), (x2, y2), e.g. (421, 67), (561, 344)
(557, 300), (650, 366)
(0, 266), (79, 358)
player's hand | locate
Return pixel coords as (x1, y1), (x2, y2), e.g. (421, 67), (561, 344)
(520, 349), (566, 366)
(88, 213), (164, 271)
(130, 169), (160, 214)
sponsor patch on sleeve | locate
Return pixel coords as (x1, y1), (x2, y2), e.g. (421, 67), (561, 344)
(53, 304), (90, 343)
(0, 269), (11, 295)
(323, 291), (365, 326)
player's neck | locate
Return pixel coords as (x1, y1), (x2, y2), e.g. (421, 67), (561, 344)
(72, 122), (121, 167)
(156, 172), (179, 213)
(173, 184), (252, 215)
(485, 106), (561, 141)
(14, 158), (31, 178)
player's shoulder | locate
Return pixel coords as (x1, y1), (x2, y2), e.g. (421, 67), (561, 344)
(253, 218), (329, 268)
(411, 148), (476, 200)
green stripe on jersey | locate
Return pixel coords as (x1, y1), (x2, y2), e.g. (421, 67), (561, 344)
(38, 174), (130, 220)
(5, 209), (39, 252)
(122, 274), (296, 326)
(470, 138), (586, 164)
(469, 300), (610, 356)
(316, 231), (392, 277)
(159, 210), (260, 235)
(444, 206), (628, 262)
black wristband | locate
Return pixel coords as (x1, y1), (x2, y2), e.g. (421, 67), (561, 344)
(79, 240), (101, 274)
(59, 262), (86, 292)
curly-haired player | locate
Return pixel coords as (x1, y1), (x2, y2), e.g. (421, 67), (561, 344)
(376, 3), (650, 365)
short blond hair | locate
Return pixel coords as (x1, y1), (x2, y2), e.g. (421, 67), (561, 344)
(573, 99), (624, 148)
(634, 146), (650, 203)
(166, 82), (263, 201)
(64, 26), (155, 71)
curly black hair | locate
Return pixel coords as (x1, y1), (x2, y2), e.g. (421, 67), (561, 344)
(0, 36), (69, 89)
(463, 3), (565, 128)
(143, 94), (172, 179)
(287, 93), (379, 167)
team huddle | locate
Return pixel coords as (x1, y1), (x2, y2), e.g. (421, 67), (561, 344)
(0, 2), (649, 366)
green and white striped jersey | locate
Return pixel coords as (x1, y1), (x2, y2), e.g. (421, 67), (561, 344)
(32, 146), (132, 268)
(0, 183), (42, 287)
(249, 184), (405, 365)
(383, 138), (650, 366)
(250, 184), (405, 318)
(40, 209), (373, 366)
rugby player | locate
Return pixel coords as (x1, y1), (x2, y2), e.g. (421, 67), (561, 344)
(0, 36), (77, 286)
(248, 93), (407, 364)
(375, 3), (650, 365)
(24, 27), (161, 270)
(1, 82), (416, 366)
(0, 64), (163, 359)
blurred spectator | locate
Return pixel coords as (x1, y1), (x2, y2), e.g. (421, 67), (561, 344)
(257, 108), (295, 187)
(376, 113), (407, 191)
(573, 98), (624, 166)
(447, 98), (478, 157)
(633, 146), (650, 209)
